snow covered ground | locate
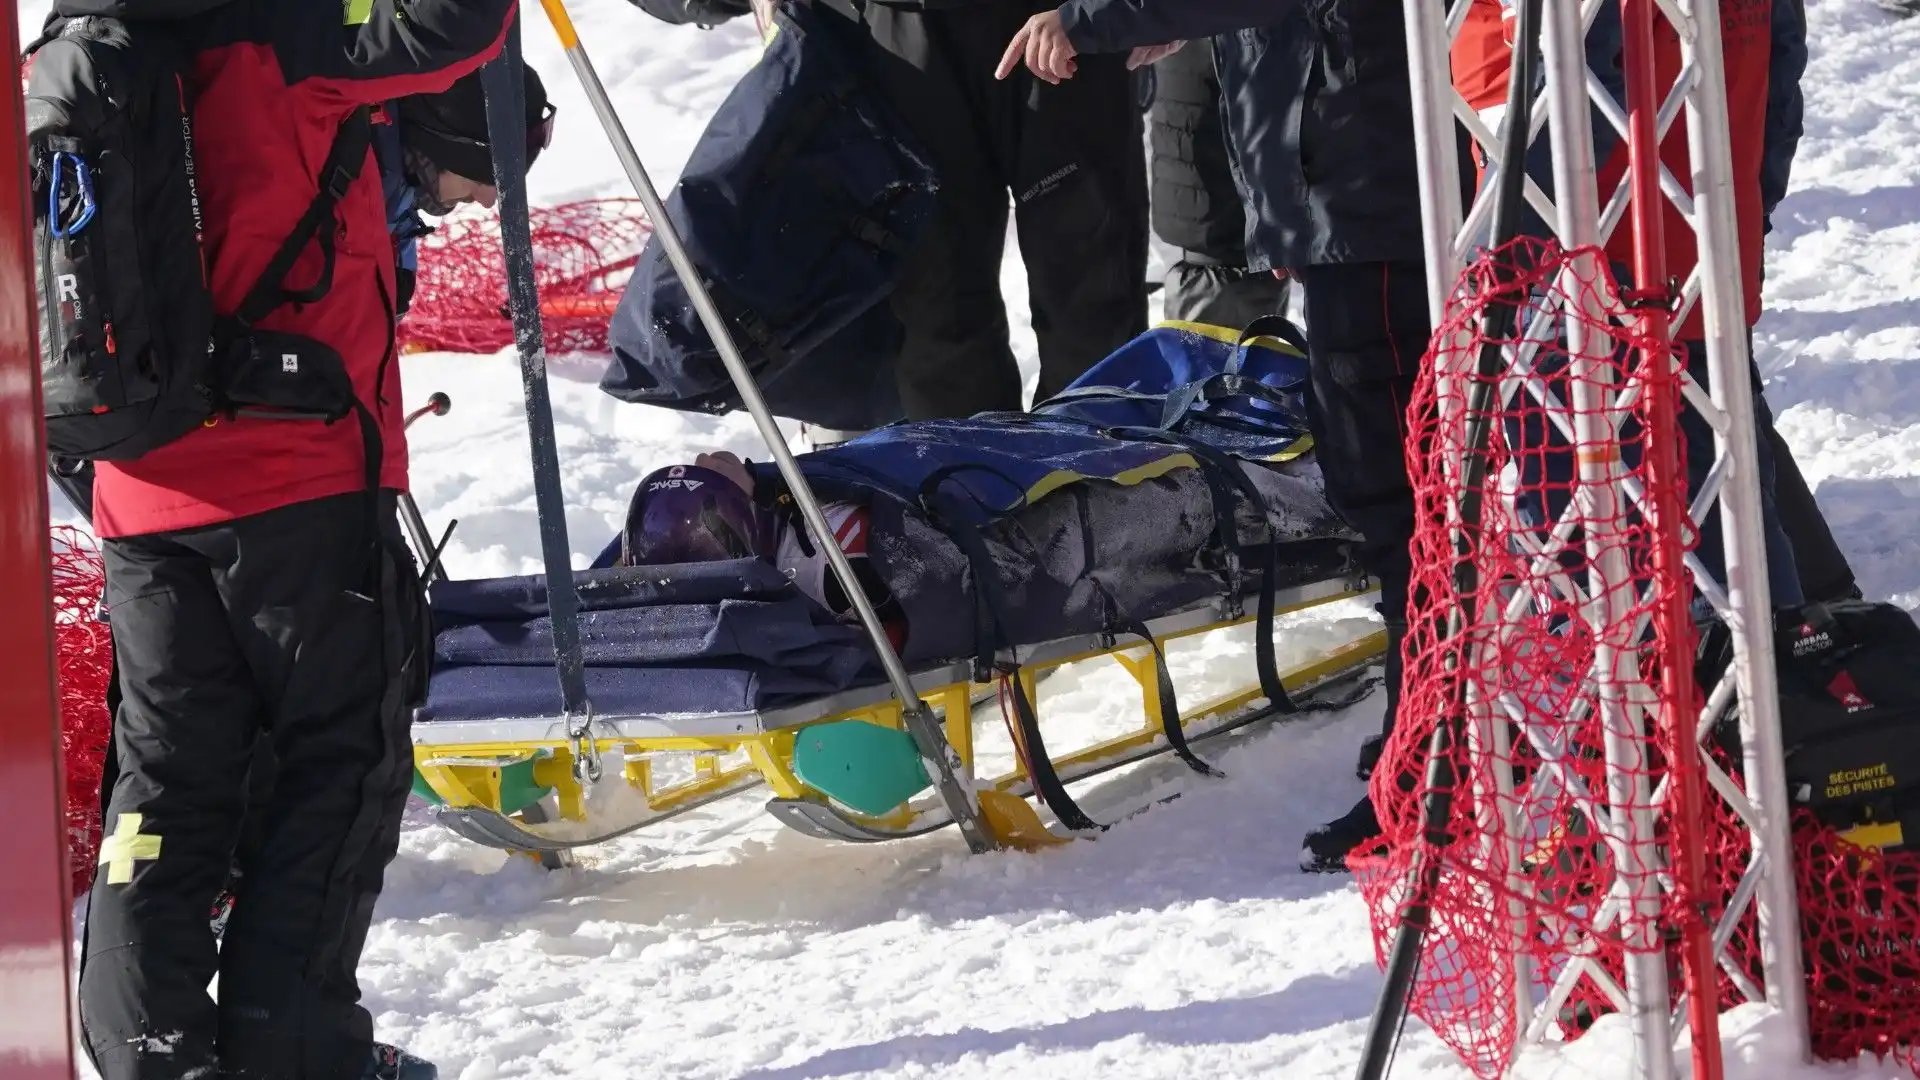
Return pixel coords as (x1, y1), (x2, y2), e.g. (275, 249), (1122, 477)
(41, 0), (1920, 1076)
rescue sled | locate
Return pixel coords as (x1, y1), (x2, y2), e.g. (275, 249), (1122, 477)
(410, 25), (1387, 863)
(410, 572), (1384, 857)
(407, 316), (1389, 859)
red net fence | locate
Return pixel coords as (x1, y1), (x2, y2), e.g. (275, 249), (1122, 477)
(53, 526), (111, 899)
(1351, 239), (1920, 1076)
(398, 197), (650, 356)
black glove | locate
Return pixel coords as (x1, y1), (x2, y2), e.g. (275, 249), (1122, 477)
(394, 265), (416, 319)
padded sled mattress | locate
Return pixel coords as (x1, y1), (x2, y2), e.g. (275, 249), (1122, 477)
(411, 575), (1362, 744)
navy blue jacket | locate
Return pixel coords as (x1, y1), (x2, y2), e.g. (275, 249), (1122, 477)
(1063, 0), (1460, 271)
(1066, 0), (1802, 270)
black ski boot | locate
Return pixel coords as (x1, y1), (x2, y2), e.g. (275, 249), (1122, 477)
(366, 1043), (438, 1080)
(1301, 794), (1385, 874)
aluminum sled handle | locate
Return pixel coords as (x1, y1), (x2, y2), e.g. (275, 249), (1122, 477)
(537, 0), (999, 852)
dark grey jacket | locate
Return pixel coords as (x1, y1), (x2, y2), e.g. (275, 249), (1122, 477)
(1063, 0), (1462, 271)
(1148, 41), (1247, 261)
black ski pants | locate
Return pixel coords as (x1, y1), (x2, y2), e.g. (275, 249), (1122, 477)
(1299, 260), (1429, 739)
(79, 491), (428, 1080)
(850, 0), (1150, 419)
(1300, 260), (1425, 628)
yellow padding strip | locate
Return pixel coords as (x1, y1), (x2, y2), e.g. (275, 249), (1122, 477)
(1156, 319), (1308, 359)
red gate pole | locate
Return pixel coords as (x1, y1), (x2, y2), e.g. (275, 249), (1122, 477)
(0, 0), (80, 1074)
(1618, 0), (1727, 1076)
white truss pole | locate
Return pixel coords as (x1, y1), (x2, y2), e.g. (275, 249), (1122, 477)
(1404, 0), (1469, 325)
(1395, 0), (1811, 1070)
(1539, 7), (1678, 1079)
(1671, 0), (1810, 1041)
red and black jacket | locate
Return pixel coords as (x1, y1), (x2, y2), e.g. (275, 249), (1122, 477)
(91, 0), (516, 539)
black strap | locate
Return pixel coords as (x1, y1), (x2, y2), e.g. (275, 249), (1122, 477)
(1090, 579), (1224, 782)
(1106, 425), (1300, 715)
(230, 108), (375, 331)
(1159, 373), (1309, 433)
(756, 67), (859, 192)
(1232, 314), (1311, 359)
(923, 487), (1102, 832)
(1159, 316), (1311, 433)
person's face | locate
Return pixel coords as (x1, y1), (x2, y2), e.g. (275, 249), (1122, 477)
(434, 170), (498, 212)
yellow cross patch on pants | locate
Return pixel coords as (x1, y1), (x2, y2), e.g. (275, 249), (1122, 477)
(99, 813), (163, 886)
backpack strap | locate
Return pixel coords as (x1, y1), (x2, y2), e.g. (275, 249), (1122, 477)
(228, 107), (376, 331)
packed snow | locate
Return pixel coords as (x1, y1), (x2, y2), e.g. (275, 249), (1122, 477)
(41, 0), (1920, 1076)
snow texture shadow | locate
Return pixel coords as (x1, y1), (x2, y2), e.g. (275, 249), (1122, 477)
(1758, 307), (1920, 419)
(729, 971), (1376, 1080)
(1766, 182), (1920, 247)
(1805, 475), (1920, 612)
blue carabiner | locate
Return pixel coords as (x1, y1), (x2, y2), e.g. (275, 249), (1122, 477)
(49, 151), (97, 238)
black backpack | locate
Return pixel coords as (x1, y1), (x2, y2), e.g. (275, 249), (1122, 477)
(1705, 599), (1920, 849)
(26, 8), (374, 464)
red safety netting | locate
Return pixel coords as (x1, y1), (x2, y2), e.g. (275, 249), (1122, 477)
(1349, 238), (1708, 1074)
(1351, 237), (1920, 1077)
(399, 197), (650, 356)
(1794, 811), (1920, 1067)
(53, 526), (111, 898)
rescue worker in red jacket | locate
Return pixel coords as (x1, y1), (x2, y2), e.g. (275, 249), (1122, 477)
(71, 2), (519, 1078)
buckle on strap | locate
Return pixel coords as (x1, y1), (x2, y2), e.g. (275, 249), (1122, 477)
(321, 162), (357, 202)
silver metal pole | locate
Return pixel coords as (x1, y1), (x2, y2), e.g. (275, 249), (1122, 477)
(535, 0), (996, 852)
(1404, 0), (1469, 325)
(1675, 0), (1808, 1047)
(1542, 4), (1676, 1079)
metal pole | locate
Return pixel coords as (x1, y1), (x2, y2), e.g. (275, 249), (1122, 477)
(1617, 0), (1725, 1071)
(533, 0), (996, 853)
(1403, 0), (1468, 326)
(480, 20), (598, 781)
(400, 393), (453, 582)
(1676, 0), (1808, 1046)
(1540, 1), (1678, 1075)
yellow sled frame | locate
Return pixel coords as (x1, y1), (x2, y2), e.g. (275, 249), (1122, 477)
(412, 575), (1385, 859)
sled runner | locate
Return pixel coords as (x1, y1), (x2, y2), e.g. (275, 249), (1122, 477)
(410, 11), (1387, 862)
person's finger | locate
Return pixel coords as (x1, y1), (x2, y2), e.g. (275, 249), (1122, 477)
(1026, 28), (1059, 83)
(1042, 32), (1074, 81)
(995, 25), (1030, 80)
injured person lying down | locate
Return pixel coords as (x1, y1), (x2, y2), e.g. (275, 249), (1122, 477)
(619, 450), (910, 650)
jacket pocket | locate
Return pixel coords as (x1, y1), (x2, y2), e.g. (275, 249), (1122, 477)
(220, 329), (359, 421)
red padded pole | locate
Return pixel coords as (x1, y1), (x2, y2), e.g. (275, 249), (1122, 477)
(0, 1), (79, 1076)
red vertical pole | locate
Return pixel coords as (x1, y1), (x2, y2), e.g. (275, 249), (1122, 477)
(1619, 1), (1725, 1078)
(0, 0), (79, 1076)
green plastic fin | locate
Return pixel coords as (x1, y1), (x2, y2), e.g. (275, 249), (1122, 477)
(411, 766), (444, 805)
(792, 719), (932, 817)
(498, 759), (554, 818)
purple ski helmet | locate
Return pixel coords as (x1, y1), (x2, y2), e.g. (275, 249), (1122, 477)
(622, 464), (769, 566)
